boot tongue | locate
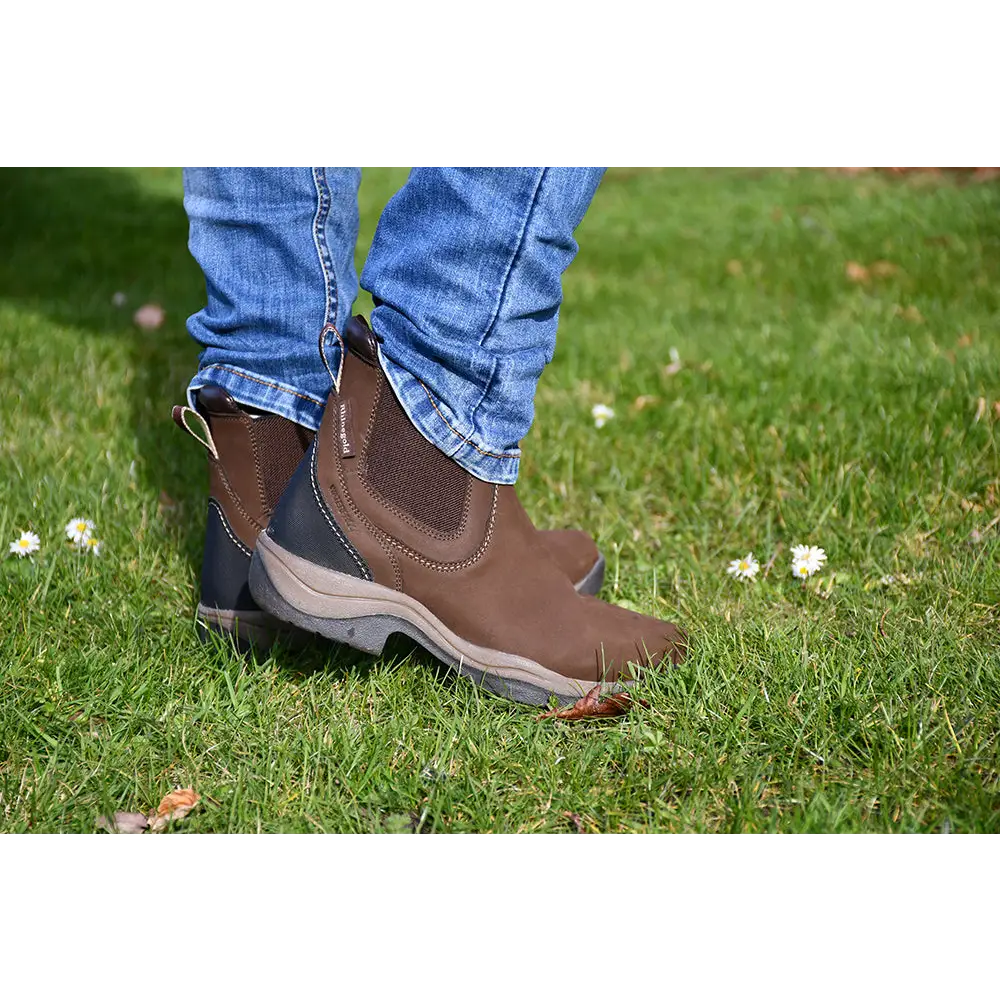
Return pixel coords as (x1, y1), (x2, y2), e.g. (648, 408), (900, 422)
(344, 315), (382, 367)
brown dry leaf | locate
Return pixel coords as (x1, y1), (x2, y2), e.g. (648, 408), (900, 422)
(96, 811), (149, 834)
(956, 332), (975, 348)
(975, 397), (988, 423)
(896, 305), (923, 323)
(133, 303), (166, 330)
(845, 261), (870, 284)
(563, 812), (585, 834)
(870, 260), (899, 278)
(537, 684), (644, 721)
(147, 788), (201, 833)
(726, 259), (743, 276)
(631, 395), (659, 412)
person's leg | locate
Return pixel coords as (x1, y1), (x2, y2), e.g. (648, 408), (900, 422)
(251, 168), (686, 704)
(175, 168), (605, 650)
(177, 168), (360, 646)
(184, 167), (361, 427)
(362, 167), (604, 484)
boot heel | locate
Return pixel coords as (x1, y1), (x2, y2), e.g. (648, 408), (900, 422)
(248, 546), (393, 655)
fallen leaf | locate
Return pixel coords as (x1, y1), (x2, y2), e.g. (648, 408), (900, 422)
(726, 259), (743, 276)
(96, 811), (149, 834)
(845, 261), (870, 283)
(895, 305), (923, 323)
(563, 812), (585, 834)
(870, 260), (899, 278)
(975, 397), (988, 423)
(631, 394), (659, 411)
(956, 332), (975, 348)
(147, 788), (200, 832)
(134, 303), (166, 330)
(537, 684), (644, 721)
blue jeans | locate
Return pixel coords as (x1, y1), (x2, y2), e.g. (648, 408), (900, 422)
(184, 168), (604, 483)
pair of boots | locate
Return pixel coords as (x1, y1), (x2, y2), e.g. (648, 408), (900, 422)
(174, 317), (686, 706)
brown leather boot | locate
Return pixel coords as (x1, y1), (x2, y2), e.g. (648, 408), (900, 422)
(248, 316), (685, 704)
(173, 385), (606, 651)
(172, 387), (315, 650)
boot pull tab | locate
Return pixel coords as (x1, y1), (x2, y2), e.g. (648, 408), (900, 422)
(171, 405), (219, 460)
(319, 323), (346, 392)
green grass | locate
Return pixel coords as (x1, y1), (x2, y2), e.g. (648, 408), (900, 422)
(1, 167), (998, 833)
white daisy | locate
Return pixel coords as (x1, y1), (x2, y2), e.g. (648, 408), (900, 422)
(65, 517), (96, 545)
(9, 531), (41, 558)
(791, 545), (827, 578)
(726, 552), (760, 581)
(591, 403), (615, 429)
(84, 537), (102, 557)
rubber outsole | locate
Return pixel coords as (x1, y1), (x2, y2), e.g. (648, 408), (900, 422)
(248, 533), (625, 707)
(574, 553), (605, 596)
(203, 549), (604, 654)
(195, 604), (311, 654)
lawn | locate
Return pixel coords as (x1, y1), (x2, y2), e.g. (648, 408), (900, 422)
(1, 167), (998, 833)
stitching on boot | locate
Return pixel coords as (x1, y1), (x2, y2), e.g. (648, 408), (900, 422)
(308, 443), (372, 580)
(357, 378), (471, 542)
(211, 458), (266, 544)
(199, 364), (325, 407)
(336, 447), (498, 573)
(243, 411), (269, 519)
(208, 498), (252, 558)
(341, 394), (404, 581)
(415, 378), (519, 460)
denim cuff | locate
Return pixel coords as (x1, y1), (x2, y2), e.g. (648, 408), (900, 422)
(187, 363), (328, 432)
(378, 352), (521, 485)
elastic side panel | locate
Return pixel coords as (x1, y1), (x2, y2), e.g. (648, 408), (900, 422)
(251, 417), (315, 516)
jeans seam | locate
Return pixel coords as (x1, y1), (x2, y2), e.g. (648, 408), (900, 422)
(198, 364), (324, 407)
(312, 167), (338, 369)
(415, 377), (519, 460)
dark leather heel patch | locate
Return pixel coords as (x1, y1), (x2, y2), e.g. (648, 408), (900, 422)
(202, 499), (258, 611)
(265, 440), (372, 580)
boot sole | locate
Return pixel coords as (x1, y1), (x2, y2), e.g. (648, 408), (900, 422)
(574, 554), (605, 596)
(196, 604), (312, 654)
(249, 532), (626, 706)
(203, 552), (602, 654)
